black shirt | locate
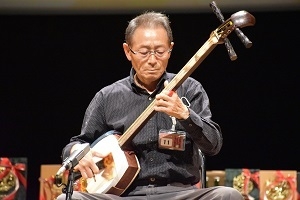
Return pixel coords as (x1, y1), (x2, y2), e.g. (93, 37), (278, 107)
(61, 68), (222, 185)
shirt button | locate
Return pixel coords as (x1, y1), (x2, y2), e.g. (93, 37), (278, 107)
(189, 124), (193, 127)
(148, 97), (152, 100)
(150, 177), (156, 182)
(150, 158), (154, 162)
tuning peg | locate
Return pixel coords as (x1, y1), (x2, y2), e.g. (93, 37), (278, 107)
(224, 38), (237, 61)
(210, 1), (237, 60)
(234, 28), (252, 48)
(210, 1), (254, 61)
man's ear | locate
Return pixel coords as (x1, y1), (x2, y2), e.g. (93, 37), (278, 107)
(123, 43), (132, 61)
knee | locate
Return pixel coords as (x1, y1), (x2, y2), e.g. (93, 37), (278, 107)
(216, 187), (244, 200)
(56, 191), (84, 200)
(56, 194), (65, 200)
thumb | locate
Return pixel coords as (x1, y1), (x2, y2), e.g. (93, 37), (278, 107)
(92, 149), (111, 158)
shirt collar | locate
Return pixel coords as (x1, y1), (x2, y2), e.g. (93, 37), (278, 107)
(130, 68), (167, 95)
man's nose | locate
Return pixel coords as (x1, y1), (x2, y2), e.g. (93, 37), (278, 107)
(148, 52), (157, 60)
(149, 51), (156, 56)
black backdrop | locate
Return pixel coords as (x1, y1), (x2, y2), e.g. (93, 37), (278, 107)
(1, 10), (299, 199)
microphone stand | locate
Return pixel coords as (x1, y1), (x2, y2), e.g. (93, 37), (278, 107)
(55, 142), (90, 199)
(55, 167), (82, 200)
(63, 169), (75, 200)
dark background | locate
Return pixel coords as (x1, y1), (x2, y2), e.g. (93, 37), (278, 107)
(1, 9), (299, 199)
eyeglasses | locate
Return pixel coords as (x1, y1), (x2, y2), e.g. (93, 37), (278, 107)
(129, 46), (172, 58)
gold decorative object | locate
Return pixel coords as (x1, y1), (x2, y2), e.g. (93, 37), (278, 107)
(264, 180), (292, 200)
(262, 171), (296, 200)
(0, 157), (26, 199)
(0, 170), (19, 199)
(0, 168), (16, 193)
(233, 173), (254, 195)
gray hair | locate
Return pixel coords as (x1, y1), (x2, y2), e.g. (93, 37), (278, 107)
(125, 11), (173, 46)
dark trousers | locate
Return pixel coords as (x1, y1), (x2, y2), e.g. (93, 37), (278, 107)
(56, 184), (244, 200)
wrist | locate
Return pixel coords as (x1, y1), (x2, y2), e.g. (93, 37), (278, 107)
(70, 143), (81, 154)
(180, 107), (190, 120)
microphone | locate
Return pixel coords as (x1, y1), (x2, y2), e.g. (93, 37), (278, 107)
(56, 143), (90, 175)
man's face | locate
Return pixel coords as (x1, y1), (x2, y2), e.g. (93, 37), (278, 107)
(124, 26), (174, 85)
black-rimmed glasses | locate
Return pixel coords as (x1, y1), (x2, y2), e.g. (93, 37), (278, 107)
(129, 46), (172, 58)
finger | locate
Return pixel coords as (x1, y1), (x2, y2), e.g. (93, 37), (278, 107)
(168, 90), (174, 97)
(78, 167), (88, 179)
(78, 164), (95, 178)
(92, 150), (110, 158)
(81, 170), (87, 178)
(84, 167), (95, 178)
